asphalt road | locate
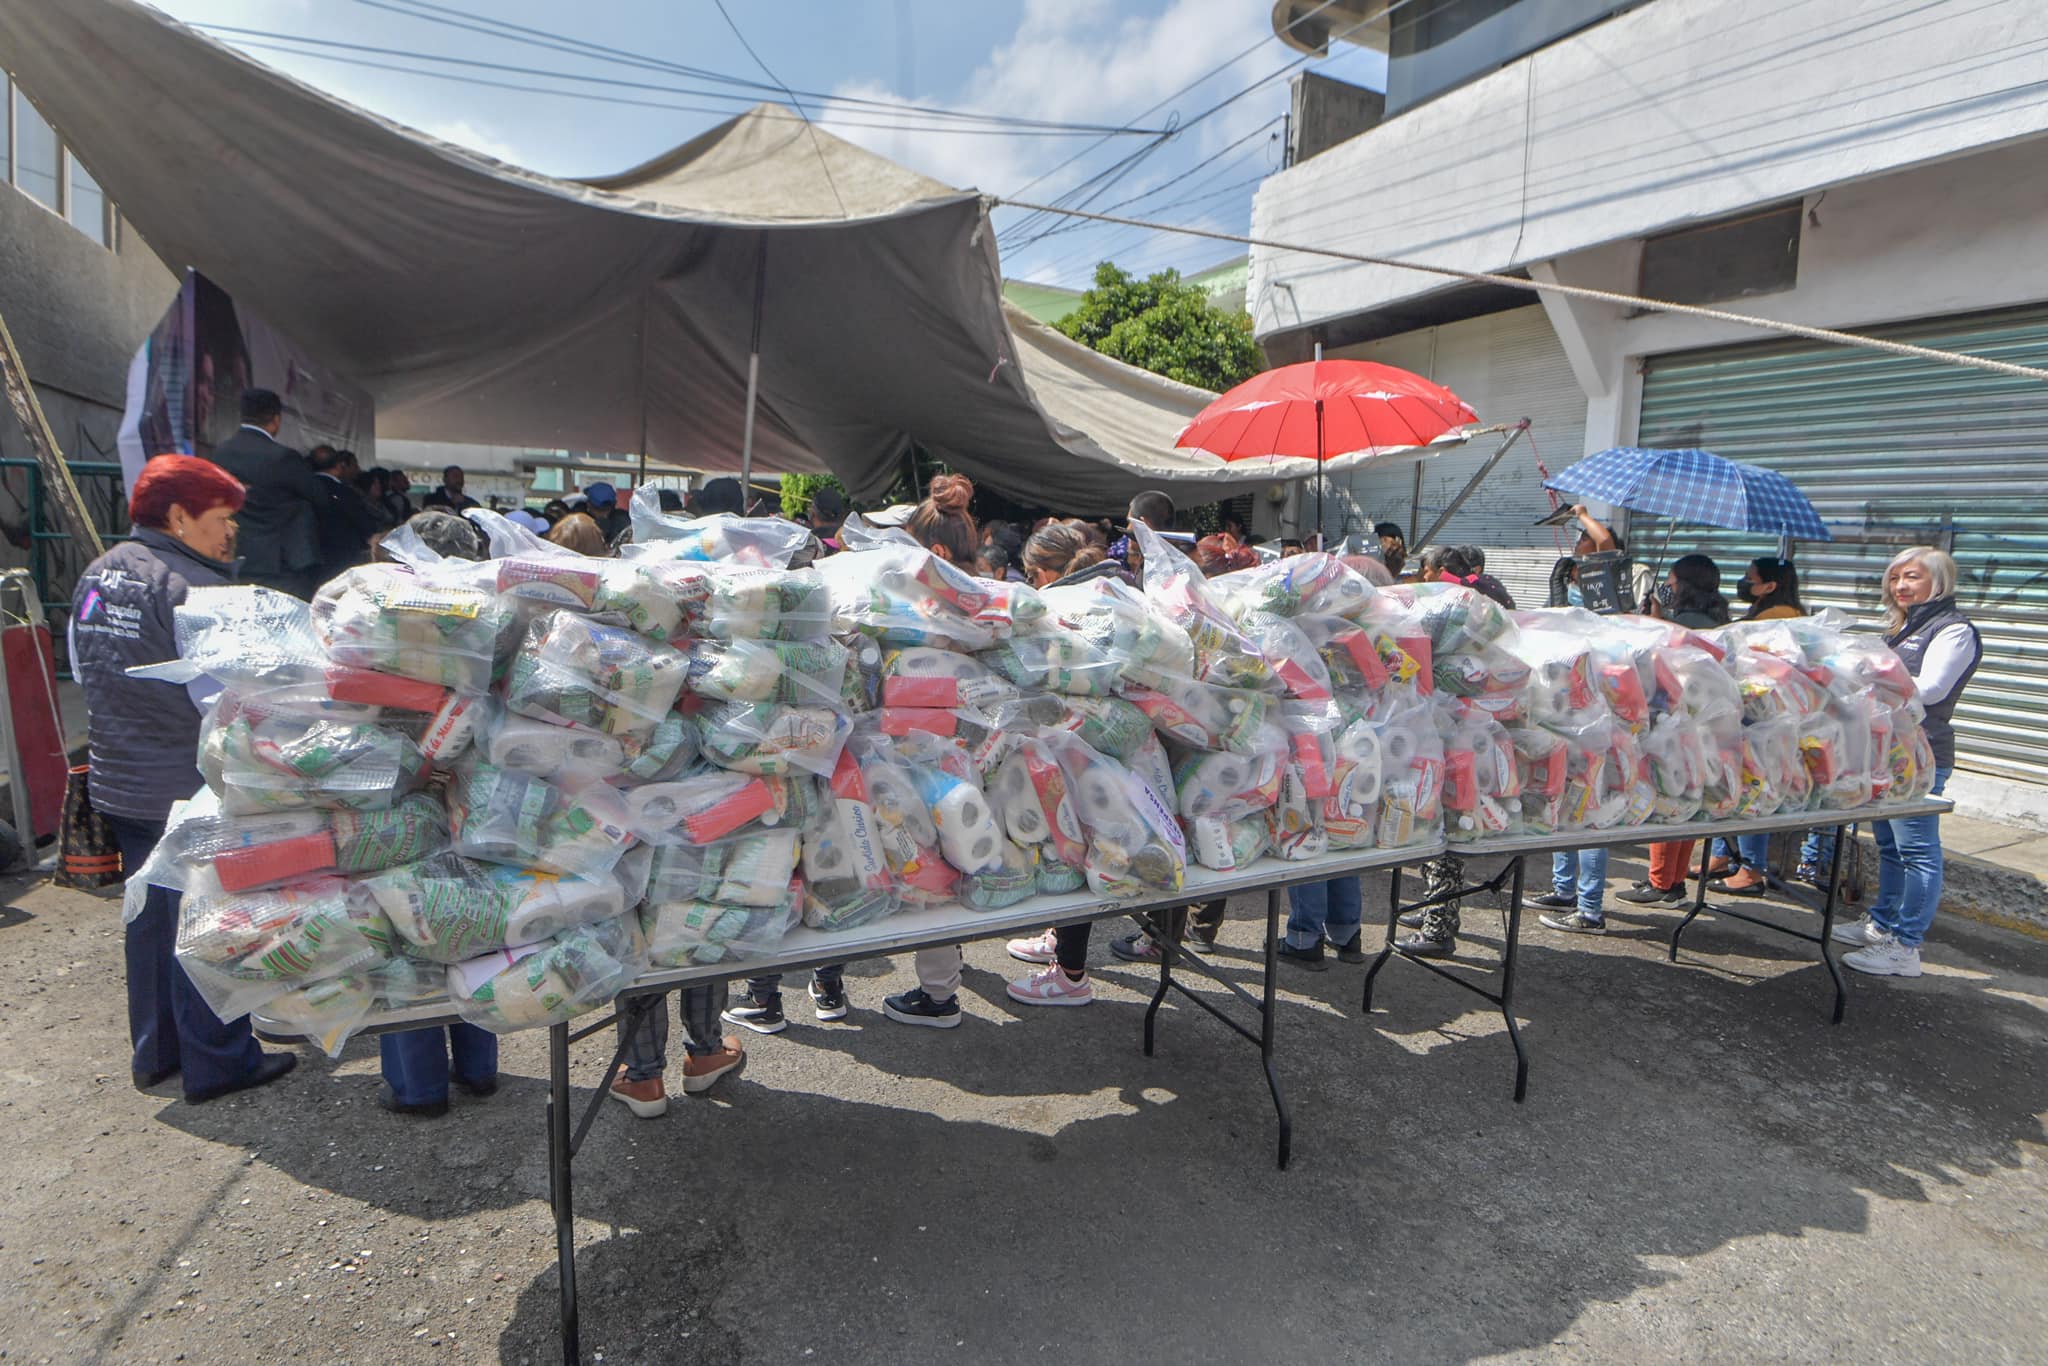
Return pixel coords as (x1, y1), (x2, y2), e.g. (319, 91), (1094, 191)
(2, 853), (2045, 1364)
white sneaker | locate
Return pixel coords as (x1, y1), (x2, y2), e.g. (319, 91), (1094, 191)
(1830, 917), (1884, 946)
(1006, 965), (1094, 1007)
(1842, 935), (1922, 978)
(1006, 928), (1059, 964)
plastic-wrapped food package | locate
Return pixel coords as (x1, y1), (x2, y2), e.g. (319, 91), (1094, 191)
(1053, 695), (1154, 761)
(641, 892), (798, 968)
(370, 955), (447, 1010)
(140, 584), (331, 692)
(623, 713), (700, 783)
(692, 564), (835, 642)
(143, 789), (449, 893)
(1213, 552), (1376, 621)
(642, 830), (801, 908)
(1800, 706), (1863, 811)
(685, 636), (849, 706)
(1236, 610), (1334, 701)
(452, 912), (644, 1032)
(1511, 726), (1571, 834)
(505, 611), (689, 740)
(626, 489), (814, 566)
(264, 969), (382, 1058)
(1265, 750), (1331, 861)
(1735, 717), (1805, 818)
(839, 635), (883, 713)
(1642, 712), (1707, 823)
(1698, 740), (1744, 821)
(692, 698), (852, 777)
(1170, 743), (1283, 823)
(887, 730), (1010, 877)
(619, 768), (824, 846)
(175, 875), (386, 1021)
(957, 836), (1040, 911)
(1729, 648), (1830, 724)
(484, 708), (629, 783)
(1040, 578), (1194, 684)
(1297, 614), (1393, 693)
(800, 749), (898, 930)
(1347, 596), (1436, 694)
(494, 555), (687, 644)
(1887, 703), (1939, 801)
(875, 701), (1044, 776)
(1431, 644), (1531, 719)
(880, 646), (1020, 710)
(973, 579), (1048, 636)
(362, 853), (628, 962)
(447, 762), (637, 879)
(1186, 812), (1271, 871)
(200, 703), (426, 815)
(1373, 700), (1446, 849)
(1046, 730), (1186, 896)
(1404, 583), (1515, 657)
(314, 564), (516, 692)
(987, 737), (1090, 891)
(1126, 729), (1177, 814)
(1128, 523), (1279, 693)
(855, 734), (958, 905)
(1608, 728), (1658, 827)
(1124, 674), (1271, 754)
(816, 545), (995, 650)
(1438, 699), (1523, 843)
(1321, 709), (1385, 849)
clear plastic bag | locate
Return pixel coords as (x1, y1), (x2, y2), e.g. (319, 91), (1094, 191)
(265, 970), (378, 1058)
(1236, 611), (1334, 701)
(800, 749), (900, 930)
(505, 611), (689, 740)
(1373, 699), (1446, 849)
(1046, 730), (1186, 897)
(853, 731), (957, 905)
(1124, 674), (1272, 754)
(626, 488), (813, 567)
(988, 737), (1091, 872)
(1322, 709), (1386, 849)
(199, 702), (426, 815)
(641, 893), (798, 968)
(1641, 712), (1706, 823)
(619, 768), (826, 846)
(1127, 523), (1278, 693)
(362, 853), (629, 962)
(691, 699), (853, 777)
(1186, 813), (1271, 871)
(979, 627), (1122, 697)
(642, 830), (801, 908)
(1438, 698), (1523, 843)
(879, 646), (1020, 710)
(621, 713), (700, 783)
(175, 875), (386, 1022)
(313, 564), (515, 692)
(1040, 577), (1194, 683)
(1297, 614), (1394, 693)
(147, 789), (449, 893)
(451, 912), (645, 1032)
(1404, 582), (1514, 656)
(447, 762), (637, 879)
(693, 564), (834, 642)
(1213, 552), (1376, 621)
(816, 545), (996, 650)
(1169, 743), (1283, 823)
(1052, 695), (1154, 761)
(130, 584), (331, 692)
(483, 707), (629, 783)
(686, 637), (850, 706)
(495, 555), (686, 644)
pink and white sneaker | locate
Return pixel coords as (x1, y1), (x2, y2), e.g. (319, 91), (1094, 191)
(1006, 965), (1094, 1007)
(1006, 928), (1059, 964)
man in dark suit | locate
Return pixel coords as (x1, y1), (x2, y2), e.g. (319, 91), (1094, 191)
(309, 445), (382, 585)
(421, 464), (479, 513)
(201, 389), (327, 598)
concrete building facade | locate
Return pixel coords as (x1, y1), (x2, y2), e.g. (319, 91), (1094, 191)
(1249, 0), (2048, 809)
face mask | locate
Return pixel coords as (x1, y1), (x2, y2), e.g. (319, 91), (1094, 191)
(1736, 580), (1758, 602)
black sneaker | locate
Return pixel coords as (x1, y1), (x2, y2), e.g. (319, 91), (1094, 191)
(1276, 939), (1328, 971)
(809, 980), (850, 1021)
(1528, 892), (1577, 910)
(376, 1082), (448, 1119)
(883, 988), (962, 1029)
(1396, 908), (1426, 929)
(1329, 933), (1367, 964)
(1539, 910), (1607, 934)
(721, 993), (788, 1035)
(1616, 882), (1687, 906)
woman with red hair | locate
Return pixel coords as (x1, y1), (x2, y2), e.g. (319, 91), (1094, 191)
(72, 455), (297, 1103)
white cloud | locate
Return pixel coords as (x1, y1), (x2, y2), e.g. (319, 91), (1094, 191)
(416, 117), (525, 168)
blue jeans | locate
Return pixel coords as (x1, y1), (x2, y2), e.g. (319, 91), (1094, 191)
(1551, 847), (1609, 920)
(1286, 877), (1362, 950)
(1713, 834), (1770, 869)
(379, 1024), (499, 1107)
(1799, 828), (1836, 871)
(1870, 769), (1950, 949)
(109, 814), (266, 1097)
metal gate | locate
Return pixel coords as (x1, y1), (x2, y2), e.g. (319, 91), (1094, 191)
(1637, 303), (2048, 784)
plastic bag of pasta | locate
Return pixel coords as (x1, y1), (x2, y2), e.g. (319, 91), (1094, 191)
(451, 912), (645, 1032)
(360, 853), (629, 962)
(642, 830), (801, 908)
(175, 875), (386, 1022)
(199, 702), (426, 815)
(691, 698), (853, 777)
(505, 611), (689, 740)
(448, 762), (637, 880)
(313, 564), (515, 692)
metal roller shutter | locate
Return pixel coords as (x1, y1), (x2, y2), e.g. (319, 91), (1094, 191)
(1330, 305), (1587, 608)
(1637, 303), (2048, 784)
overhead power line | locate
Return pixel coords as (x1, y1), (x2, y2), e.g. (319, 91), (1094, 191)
(993, 198), (2048, 384)
(710, 0), (845, 218)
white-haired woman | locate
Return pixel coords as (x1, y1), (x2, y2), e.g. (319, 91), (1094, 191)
(1833, 547), (1981, 978)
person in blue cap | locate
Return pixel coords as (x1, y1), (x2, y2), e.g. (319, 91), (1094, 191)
(584, 481), (631, 545)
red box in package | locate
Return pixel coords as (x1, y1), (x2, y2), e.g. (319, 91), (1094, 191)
(1273, 655), (1331, 702)
(1336, 629), (1391, 690)
(882, 676), (961, 709)
(1444, 748), (1476, 811)
(1291, 732), (1335, 800)
(682, 778), (778, 843)
(325, 666), (448, 714)
(880, 707), (957, 737)
(214, 831), (340, 892)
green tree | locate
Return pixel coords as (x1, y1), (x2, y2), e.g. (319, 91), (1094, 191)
(779, 472), (847, 521)
(1055, 262), (1263, 392)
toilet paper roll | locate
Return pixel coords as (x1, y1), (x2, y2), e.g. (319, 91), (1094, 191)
(909, 767), (1005, 875)
(487, 714), (628, 780)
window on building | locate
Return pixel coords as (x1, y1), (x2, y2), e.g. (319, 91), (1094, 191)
(1, 74), (9, 184)
(1637, 203), (1802, 309)
(13, 83), (60, 211)
(67, 155), (108, 245)
(530, 467), (565, 492)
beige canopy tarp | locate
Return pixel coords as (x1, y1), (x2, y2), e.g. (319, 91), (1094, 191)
(0, 0), (1441, 512)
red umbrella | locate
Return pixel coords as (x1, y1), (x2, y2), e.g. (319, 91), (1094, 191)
(1176, 360), (1479, 544)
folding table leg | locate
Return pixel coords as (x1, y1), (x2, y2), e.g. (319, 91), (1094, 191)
(1818, 822), (1850, 1024)
(1261, 887), (1292, 1170)
(1669, 837), (1714, 960)
(1144, 909), (1178, 1057)
(546, 1022), (579, 1366)
(1500, 857), (1529, 1104)
(1361, 864), (1404, 1013)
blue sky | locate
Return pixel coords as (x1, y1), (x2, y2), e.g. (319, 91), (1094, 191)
(150, 0), (1386, 288)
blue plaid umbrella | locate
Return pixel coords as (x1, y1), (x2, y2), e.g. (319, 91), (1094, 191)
(1544, 446), (1831, 541)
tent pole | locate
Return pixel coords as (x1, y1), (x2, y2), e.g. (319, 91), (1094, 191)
(1312, 342), (1324, 550)
(636, 297), (650, 487)
(739, 233), (768, 507)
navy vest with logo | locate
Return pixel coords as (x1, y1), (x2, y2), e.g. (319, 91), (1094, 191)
(1886, 596), (1981, 770)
